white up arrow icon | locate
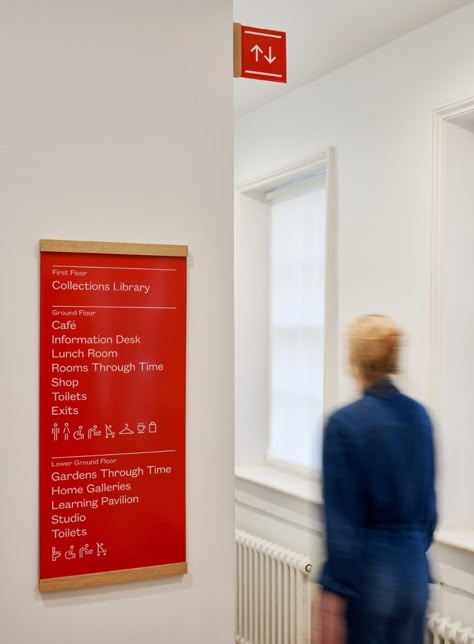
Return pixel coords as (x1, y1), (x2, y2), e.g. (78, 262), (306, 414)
(251, 44), (263, 61)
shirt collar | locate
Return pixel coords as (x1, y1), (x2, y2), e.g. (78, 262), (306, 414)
(364, 378), (399, 398)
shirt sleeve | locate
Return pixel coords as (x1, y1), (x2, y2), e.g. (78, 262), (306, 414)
(319, 414), (365, 599)
(413, 404), (437, 551)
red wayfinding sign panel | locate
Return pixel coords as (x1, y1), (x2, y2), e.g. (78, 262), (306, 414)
(39, 241), (187, 591)
(240, 24), (287, 83)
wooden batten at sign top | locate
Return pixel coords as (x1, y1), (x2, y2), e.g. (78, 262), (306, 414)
(39, 239), (188, 257)
(39, 239), (187, 591)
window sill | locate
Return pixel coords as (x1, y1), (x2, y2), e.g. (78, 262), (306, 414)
(235, 464), (323, 505)
(435, 530), (474, 554)
(235, 469), (474, 554)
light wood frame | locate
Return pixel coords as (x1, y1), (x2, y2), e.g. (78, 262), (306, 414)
(39, 239), (188, 257)
(39, 562), (188, 592)
(233, 22), (242, 78)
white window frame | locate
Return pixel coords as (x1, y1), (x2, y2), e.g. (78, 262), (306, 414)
(234, 149), (338, 483)
(430, 96), (474, 542)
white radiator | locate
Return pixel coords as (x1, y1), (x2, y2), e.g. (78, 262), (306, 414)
(427, 613), (474, 644)
(235, 529), (313, 644)
(235, 530), (474, 644)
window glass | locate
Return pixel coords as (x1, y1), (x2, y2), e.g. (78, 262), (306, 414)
(268, 187), (327, 471)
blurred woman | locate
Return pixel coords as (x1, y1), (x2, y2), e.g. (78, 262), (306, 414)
(314, 315), (437, 644)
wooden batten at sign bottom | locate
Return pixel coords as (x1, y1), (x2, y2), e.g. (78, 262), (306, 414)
(39, 562), (188, 592)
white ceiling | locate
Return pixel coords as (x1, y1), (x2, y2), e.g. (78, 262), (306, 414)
(233, 0), (473, 117)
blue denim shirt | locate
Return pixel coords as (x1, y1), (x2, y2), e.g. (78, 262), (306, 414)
(319, 380), (437, 604)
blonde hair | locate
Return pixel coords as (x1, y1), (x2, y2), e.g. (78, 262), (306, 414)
(347, 314), (401, 388)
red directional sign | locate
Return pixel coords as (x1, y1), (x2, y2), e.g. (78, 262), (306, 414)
(239, 25), (287, 83)
(38, 239), (188, 591)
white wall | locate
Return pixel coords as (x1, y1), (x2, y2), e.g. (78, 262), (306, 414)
(0, 2), (234, 643)
(236, 2), (474, 404)
(235, 1), (474, 627)
(235, 194), (270, 467)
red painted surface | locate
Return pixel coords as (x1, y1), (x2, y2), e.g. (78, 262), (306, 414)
(241, 25), (287, 83)
(39, 252), (186, 581)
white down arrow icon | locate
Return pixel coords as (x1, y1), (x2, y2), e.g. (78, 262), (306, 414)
(264, 47), (276, 64)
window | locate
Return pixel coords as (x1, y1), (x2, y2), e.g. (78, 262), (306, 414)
(235, 151), (335, 478)
(268, 184), (326, 472)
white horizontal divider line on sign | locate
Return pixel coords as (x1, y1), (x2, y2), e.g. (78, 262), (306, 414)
(51, 450), (177, 460)
(243, 71), (283, 78)
(53, 265), (177, 271)
(243, 30), (283, 39)
(52, 305), (177, 310)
